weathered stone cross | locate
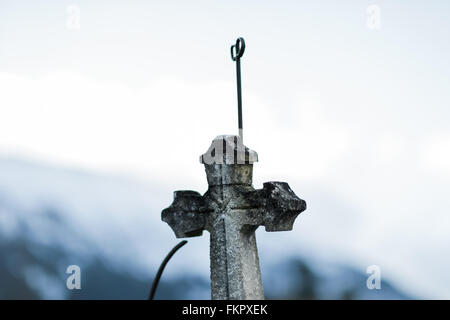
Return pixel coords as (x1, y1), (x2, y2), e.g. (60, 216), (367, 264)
(162, 135), (306, 300)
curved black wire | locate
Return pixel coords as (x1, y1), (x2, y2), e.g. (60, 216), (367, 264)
(148, 240), (188, 300)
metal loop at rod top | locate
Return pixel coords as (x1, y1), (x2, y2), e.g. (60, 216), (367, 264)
(231, 37), (245, 61)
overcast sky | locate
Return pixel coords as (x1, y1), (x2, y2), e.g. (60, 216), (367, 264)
(1, 0), (450, 298)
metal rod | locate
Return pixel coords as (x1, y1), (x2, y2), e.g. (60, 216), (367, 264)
(236, 57), (243, 140)
(148, 240), (188, 300)
(231, 37), (245, 141)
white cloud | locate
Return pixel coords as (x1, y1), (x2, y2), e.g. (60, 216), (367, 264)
(419, 132), (450, 178)
(0, 72), (354, 186)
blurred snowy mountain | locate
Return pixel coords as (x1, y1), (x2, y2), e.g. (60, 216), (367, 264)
(0, 156), (408, 299)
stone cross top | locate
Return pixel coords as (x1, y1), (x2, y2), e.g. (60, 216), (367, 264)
(162, 135), (307, 300)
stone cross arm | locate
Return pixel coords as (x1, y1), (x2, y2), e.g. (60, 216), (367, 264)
(162, 181), (306, 238)
(161, 190), (206, 238)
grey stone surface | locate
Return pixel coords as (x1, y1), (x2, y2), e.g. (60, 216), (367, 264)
(162, 191), (206, 238)
(161, 135), (307, 300)
(200, 135), (258, 165)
